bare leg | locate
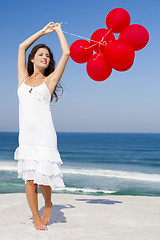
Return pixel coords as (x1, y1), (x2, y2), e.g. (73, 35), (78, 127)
(26, 180), (48, 230)
(39, 185), (53, 225)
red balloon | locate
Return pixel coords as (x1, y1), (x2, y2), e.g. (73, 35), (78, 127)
(104, 39), (135, 71)
(119, 24), (149, 51)
(90, 28), (115, 53)
(86, 53), (112, 81)
(106, 8), (131, 33)
(70, 39), (93, 63)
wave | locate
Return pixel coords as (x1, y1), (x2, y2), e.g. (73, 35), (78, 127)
(0, 182), (115, 195)
(62, 168), (160, 182)
(58, 187), (115, 194)
(0, 161), (17, 171)
(1, 161), (160, 182)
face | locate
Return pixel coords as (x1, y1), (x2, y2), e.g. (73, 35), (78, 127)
(31, 48), (50, 69)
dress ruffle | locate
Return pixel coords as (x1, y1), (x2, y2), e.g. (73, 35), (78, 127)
(14, 144), (63, 164)
(14, 144), (65, 190)
(18, 166), (65, 190)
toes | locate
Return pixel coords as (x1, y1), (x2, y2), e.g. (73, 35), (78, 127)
(38, 228), (48, 231)
(35, 225), (48, 231)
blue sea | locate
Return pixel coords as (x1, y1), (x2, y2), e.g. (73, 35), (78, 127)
(0, 132), (160, 196)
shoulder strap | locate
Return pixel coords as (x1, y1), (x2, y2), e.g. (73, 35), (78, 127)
(23, 76), (30, 83)
(44, 77), (47, 83)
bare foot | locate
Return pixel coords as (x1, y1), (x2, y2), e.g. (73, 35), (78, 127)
(41, 202), (53, 225)
(33, 216), (48, 231)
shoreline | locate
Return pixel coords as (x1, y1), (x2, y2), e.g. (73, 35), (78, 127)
(0, 193), (160, 240)
(1, 191), (160, 197)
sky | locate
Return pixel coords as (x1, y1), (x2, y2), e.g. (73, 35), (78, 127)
(0, 0), (160, 133)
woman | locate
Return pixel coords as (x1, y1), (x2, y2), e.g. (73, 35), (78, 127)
(14, 22), (70, 231)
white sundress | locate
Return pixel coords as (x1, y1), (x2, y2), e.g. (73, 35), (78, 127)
(14, 76), (65, 190)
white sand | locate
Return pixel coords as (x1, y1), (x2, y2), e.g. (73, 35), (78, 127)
(0, 193), (160, 240)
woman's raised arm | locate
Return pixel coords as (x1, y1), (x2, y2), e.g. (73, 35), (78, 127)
(18, 22), (56, 83)
(47, 23), (70, 92)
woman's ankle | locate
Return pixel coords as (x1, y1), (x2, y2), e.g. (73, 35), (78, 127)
(45, 201), (52, 207)
(33, 214), (41, 221)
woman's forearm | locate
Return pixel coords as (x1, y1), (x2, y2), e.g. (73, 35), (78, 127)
(19, 22), (70, 55)
(19, 29), (44, 51)
(55, 27), (70, 56)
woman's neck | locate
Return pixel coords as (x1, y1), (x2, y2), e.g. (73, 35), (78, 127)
(32, 68), (45, 79)
(32, 73), (44, 79)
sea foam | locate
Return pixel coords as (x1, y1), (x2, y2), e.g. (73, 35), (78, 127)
(62, 167), (160, 182)
(1, 161), (160, 182)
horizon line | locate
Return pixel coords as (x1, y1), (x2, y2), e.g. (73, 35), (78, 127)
(0, 131), (160, 134)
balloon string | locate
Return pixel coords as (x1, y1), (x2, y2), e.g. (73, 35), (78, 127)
(82, 28), (113, 50)
(81, 42), (98, 50)
(63, 30), (105, 46)
(93, 52), (101, 61)
(101, 28), (113, 42)
(59, 22), (112, 57)
(59, 22), (106, 46)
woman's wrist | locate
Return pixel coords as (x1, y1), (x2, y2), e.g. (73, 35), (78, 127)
(54, 25), (62, 33)
(39, 29), (45, 36)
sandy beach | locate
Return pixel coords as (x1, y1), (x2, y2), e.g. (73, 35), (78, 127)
(0, 193), (160, 240)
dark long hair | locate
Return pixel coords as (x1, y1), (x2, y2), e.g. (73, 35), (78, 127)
(27, 44), (63, 102)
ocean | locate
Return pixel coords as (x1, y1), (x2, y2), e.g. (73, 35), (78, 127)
(0, 132), (160, 196)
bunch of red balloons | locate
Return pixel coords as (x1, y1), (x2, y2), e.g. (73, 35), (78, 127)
(70, 8), (149, 81)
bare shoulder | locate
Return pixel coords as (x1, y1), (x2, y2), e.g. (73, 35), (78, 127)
(45, 74), (57, 96)
(17, 74), (29, 89)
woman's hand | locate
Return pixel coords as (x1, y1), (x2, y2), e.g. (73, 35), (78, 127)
(41, 22), (62, 35)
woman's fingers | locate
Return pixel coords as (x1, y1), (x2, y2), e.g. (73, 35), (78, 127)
(42, 22), (61, 34)
(46, 22), (60, 28)
(53, 23), (61, 29)
(49, 22), (54, 25)
(54, 23), (59, 25)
